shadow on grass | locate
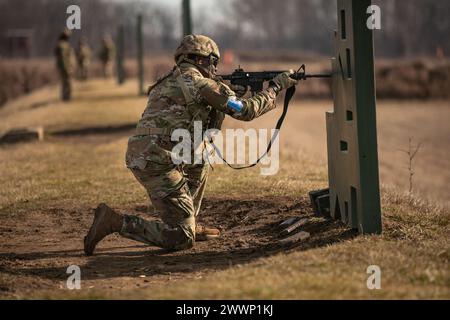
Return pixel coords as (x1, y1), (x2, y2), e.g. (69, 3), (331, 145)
(50, 123), (135, 136)
(74, 93), (141, 103)
(0, 197), (357, 282)
(29, 98), (61, 110)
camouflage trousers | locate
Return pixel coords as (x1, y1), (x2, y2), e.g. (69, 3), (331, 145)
(78, 62), (89, 81)
(121, 144), (209, 250)
(59, 73), (72, 101)
(102, 61), (113, 78)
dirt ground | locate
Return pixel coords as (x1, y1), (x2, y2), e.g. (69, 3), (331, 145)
(0, 177), (349, 296)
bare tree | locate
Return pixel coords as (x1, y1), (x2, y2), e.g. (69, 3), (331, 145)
(400, 137), (423, 195)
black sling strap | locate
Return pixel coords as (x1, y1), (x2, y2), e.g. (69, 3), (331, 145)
(210, 85), (296, 169)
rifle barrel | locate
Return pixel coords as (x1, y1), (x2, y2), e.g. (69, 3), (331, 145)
(306, 73), (332, 78)
(219, 71), (332, 81)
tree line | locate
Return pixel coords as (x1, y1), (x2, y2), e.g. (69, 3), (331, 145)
(0, 0), (448, 58)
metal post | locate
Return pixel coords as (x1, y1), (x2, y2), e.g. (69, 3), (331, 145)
(116, 25), (125, 85)
(136, 15), (144, 96)
(182, 0), (192, 36)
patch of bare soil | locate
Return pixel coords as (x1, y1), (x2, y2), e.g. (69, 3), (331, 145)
(0, 196), (355, 298)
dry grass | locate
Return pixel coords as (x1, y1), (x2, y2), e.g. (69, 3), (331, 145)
(0, 77), (449, 299)
(0, 79), (145, 134)
(227, 98), (450, 207)
(115, 203), (449, 300)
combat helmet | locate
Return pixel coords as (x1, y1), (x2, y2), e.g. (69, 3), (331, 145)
(174, 35), (220, 76)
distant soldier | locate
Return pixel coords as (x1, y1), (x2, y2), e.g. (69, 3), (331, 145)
(99, 34), (115, 78)
(54, 29), (75, 101)
(76, 38), (91, 81)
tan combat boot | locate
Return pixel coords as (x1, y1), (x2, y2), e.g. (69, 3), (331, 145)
(196, 225), (220, 241)
(84, 203), (123, 256)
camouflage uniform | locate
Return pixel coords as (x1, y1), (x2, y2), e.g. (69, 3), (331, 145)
(120, 35), (281, 250)
(76, 39), (91, 81)
(99, 36), (115, 78)
(54, 31), (74, 101)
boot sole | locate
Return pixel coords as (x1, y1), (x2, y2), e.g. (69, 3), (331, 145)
(196, 234), (220, 241)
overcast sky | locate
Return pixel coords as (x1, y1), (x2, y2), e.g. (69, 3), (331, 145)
(140, 0), (226, 26)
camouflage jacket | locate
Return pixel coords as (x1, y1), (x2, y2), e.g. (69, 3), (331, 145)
(126, 62), (279, 170)
(54, 40), (74, 76)
(76, 44), (91, 65)
(99, 43), (115, 63)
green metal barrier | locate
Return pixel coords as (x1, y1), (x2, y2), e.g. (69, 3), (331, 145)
(312, 0), (382, 235)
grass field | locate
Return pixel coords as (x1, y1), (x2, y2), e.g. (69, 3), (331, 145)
(0, 78), (448, 299)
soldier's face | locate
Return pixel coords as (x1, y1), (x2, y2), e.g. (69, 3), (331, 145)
(196, 55), (219, 78)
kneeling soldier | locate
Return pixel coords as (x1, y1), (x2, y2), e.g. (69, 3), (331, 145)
(84, 35), (297, 254)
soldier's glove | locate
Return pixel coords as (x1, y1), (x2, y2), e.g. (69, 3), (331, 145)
(270, 70), (298, 91)
(230, 84), (248, 98)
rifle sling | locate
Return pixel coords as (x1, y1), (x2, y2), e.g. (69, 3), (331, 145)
(211, 85), (296, 170)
